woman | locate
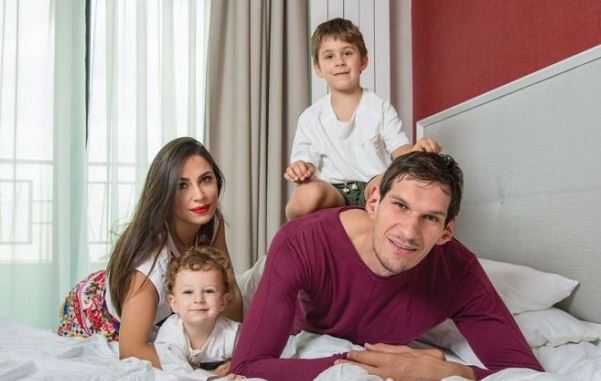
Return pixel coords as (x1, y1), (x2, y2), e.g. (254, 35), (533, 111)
(58, 137), (242, 368)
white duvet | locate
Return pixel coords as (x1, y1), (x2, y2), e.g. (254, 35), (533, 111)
(1, 315), (601, 381)
(2, 258), (600, 380)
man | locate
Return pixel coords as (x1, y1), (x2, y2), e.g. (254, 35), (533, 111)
(231, 152), (543, 381)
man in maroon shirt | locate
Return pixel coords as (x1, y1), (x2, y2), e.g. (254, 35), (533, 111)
(231, 152), (543, 381)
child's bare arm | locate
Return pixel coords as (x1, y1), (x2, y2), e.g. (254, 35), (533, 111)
(411, 137), (441, 154)
(365, 138), (442, 200)
(284, 160), (316, 183)
(390, 138), (441, 159)
(390, 143), (413, 159)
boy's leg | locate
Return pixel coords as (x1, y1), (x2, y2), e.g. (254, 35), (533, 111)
(285, 180), (345, 219)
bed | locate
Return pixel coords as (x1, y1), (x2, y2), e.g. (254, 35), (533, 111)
(2, 45), (601, 381)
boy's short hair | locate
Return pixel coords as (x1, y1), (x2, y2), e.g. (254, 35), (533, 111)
(379, 151), (464, 226)
(164, 246), (233, 297)
(311, 18), (368, 65)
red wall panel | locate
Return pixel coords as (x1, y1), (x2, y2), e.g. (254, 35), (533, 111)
(412, 0), (601, 126)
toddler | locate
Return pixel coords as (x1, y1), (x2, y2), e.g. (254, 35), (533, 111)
(155, 247), (244, 379)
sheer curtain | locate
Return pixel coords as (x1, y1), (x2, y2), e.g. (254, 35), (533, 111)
(0, 0), (210, 330)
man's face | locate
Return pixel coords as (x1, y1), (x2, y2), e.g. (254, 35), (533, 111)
(367, 177), (454, 276)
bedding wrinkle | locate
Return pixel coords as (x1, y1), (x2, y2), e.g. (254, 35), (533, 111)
(0, 359), (37, 380)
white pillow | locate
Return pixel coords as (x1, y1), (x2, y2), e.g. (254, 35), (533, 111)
(236, 255), (266, 317)
(478, 258), (578, 314)
(420, 308), (601, 365)
(514, 307), (601, 347)
(419, 319), (484, 367)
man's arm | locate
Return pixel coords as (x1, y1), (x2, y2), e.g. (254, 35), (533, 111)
(230, 229), (343, 381)
(451, 254), (543, 379)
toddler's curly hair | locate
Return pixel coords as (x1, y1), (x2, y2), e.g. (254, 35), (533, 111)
(164, 246), (233, 300)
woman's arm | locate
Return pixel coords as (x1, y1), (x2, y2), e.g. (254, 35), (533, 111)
(213, 218), (243, 322)
(118, 271), (161, 368)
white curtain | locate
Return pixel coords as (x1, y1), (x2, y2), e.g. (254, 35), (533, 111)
(0, 0), (209, 330)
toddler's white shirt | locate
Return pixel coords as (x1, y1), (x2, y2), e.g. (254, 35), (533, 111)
(155, 314), (241, 374)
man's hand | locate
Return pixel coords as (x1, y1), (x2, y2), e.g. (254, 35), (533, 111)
(336, 343), (475, 381)
(284, 160), (316, 183)
(412, 138), (442, 153)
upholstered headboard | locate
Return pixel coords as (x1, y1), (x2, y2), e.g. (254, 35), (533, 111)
(417, 45), (601, 323)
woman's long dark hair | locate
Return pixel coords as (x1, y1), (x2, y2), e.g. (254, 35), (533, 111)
(106, 137), (224, 316)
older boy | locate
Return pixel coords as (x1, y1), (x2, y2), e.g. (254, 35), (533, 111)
(234, 152), (543, 380)
(284, 18), (439, 219)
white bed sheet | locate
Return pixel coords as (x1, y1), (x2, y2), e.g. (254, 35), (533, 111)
(3, 256), (600, 381)
(440, 340), (601, 381)
(2, 314), (601, 381)
(0, 315), (376, 381)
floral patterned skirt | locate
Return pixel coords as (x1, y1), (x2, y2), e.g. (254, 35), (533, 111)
(57, 270), (120, 341)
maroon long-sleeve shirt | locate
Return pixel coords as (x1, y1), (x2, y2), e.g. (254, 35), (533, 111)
(232, 207), (542, 380)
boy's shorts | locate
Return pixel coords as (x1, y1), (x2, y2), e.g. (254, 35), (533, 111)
(333, 181), (367, 207)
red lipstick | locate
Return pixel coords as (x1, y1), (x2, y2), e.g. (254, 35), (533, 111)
(191, 205), (210, 214)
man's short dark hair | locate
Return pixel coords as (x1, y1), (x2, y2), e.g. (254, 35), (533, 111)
(379, 152), (464, 225)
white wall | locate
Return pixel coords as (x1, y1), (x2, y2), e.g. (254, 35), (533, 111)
(391, 0), (413, 140)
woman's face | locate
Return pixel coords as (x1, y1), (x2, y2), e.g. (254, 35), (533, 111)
(172, 154), (220, 236)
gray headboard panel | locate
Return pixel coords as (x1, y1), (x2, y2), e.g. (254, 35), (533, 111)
(417, 45), (601, 323)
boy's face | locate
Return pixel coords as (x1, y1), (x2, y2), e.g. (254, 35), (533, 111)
(314, 36), (367, 94)
(168, 268), (228, 328)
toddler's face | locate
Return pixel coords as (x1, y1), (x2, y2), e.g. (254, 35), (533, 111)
(168, 268), (227, 328)
(314, 36), (367, 93)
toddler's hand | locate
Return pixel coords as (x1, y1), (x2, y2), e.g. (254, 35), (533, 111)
(213, 360), (231, 377)
(284, 160), (316, 183)
(225, 374), (246, 380)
